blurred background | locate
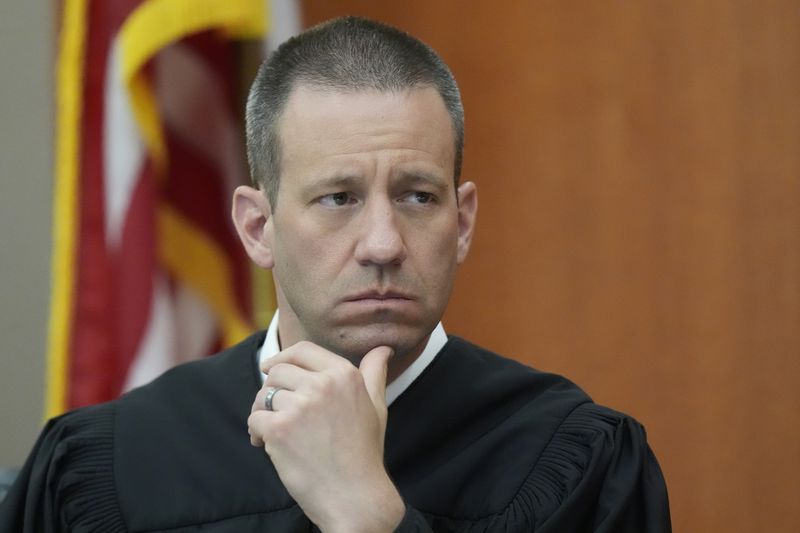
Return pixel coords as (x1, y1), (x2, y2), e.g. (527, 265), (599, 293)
(1, 1), (798, 530)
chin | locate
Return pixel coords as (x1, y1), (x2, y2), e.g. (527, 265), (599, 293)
(319, 323), (430, 363)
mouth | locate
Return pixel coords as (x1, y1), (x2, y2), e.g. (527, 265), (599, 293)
(343, 290), (414, 302)
(336, 289), (418, 323)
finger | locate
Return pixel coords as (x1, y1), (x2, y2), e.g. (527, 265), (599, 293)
(261, 341), (350, 374)
(249, 427), (264, 447)
(265, 362), (317, 392)
(247, 410), (272, 447)
(253, 385), (293, 413)
(359, 345), (393, 414)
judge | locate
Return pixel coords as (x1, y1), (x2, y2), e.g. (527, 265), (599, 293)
(0, 17), (671, 532)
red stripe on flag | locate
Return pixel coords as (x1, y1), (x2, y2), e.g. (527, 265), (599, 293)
(113, 158), (157, 395)
(68, 0), (142, 408)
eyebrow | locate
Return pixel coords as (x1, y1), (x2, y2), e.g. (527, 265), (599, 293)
(311, 174), (362, 189)
(396, 170), (449, 189)
(307, 170), (449, 194)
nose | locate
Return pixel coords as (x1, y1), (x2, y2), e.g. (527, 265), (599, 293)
(353, 198), (407, 266)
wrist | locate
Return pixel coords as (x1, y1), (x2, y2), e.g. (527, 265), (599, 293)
(323, 476), (405, 533)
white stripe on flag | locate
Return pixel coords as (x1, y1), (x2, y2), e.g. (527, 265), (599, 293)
(123, 272), (176, 392)
(104, 39), (145, 246)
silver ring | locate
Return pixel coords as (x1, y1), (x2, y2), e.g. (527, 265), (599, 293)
(264, 387), (283, 412)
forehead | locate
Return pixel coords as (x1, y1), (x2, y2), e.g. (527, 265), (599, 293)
(275, 85), (456, 177)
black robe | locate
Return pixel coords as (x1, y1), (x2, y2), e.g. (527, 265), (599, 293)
(0, 333), (671, 532)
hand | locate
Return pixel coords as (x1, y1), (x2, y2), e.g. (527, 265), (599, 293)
(248, 341), (405, 533)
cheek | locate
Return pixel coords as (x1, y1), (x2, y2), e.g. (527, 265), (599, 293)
(409, 221), (460, 276)
(273, 229), (345, 289)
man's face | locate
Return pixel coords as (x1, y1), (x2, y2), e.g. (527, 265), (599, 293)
(257, 86), (476, 363)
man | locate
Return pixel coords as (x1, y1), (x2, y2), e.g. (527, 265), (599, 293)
(0, 17), (670, 532)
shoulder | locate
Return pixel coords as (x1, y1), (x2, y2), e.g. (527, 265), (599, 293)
(393, 336), (593, 436)
(428, 336), (595, 421)
(391, 337), (670, 531)
(116, 331), (265, 416)
(111, 328), (265, 457)
(109, 330), (295, 530)
(2, 331), (279, 532)
(0, 400), (126, 532)
(524, 401), (670, 531)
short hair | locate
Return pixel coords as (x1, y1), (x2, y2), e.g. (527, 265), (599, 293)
(245, 16), (464, 208)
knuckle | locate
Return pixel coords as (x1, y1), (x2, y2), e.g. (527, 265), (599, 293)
(295, 340), (315, 352)
(268, 362), (287, 379)
(289, 395), (313, 416)
(338, 365), (360, 386)
(294, 394), (310, 411)
(270, 416), (292, 441)
(315, 372), (335, 394)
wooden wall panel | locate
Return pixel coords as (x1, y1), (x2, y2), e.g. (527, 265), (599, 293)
(302, 2), (800, 531)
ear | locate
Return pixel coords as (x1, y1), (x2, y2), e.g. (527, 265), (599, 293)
(232, 185), (274, 269)
(456, 181), (478, 264)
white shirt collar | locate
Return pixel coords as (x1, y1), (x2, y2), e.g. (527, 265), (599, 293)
(258, 310), (447, 406)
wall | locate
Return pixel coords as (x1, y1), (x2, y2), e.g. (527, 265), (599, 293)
(0, 3), (52, 466)
(300, 1), (799, 531)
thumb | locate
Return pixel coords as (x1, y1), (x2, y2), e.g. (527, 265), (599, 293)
(359, 345), (394, 412)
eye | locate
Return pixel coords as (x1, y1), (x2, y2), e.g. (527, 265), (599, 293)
(319, 192), (356, 207)
(404, 191), (436, 204)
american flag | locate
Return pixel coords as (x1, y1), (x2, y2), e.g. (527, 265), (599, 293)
(47, 0), (300, 416)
